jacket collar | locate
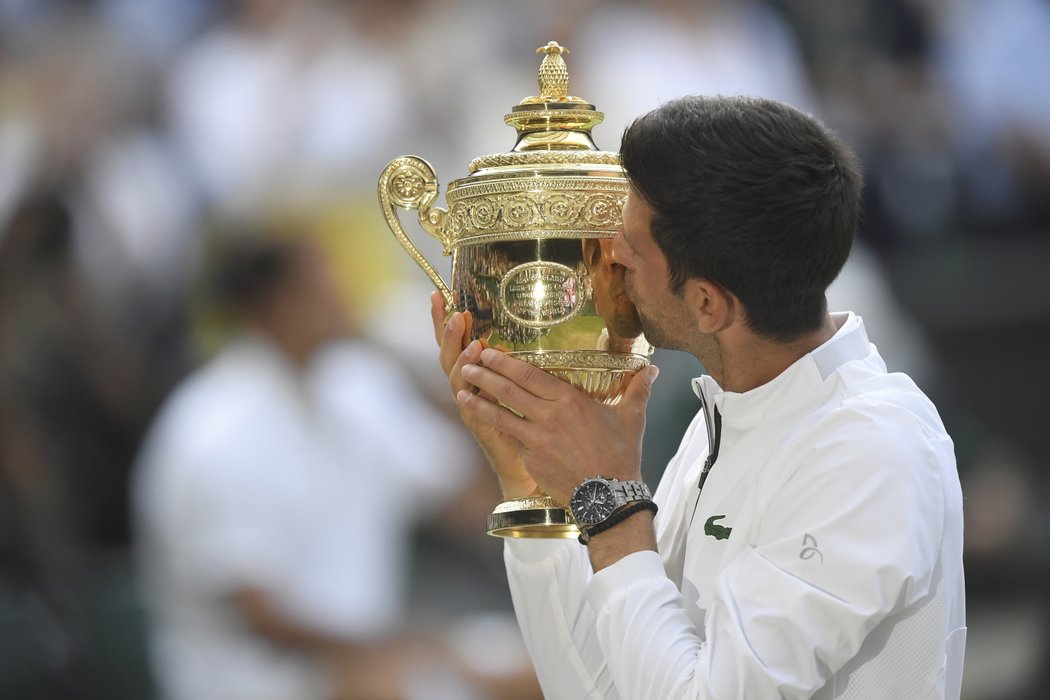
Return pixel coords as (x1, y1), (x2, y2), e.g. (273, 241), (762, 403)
(690, 313), (874, 431)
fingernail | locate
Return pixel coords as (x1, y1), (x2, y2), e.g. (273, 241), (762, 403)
(649, 365), (660, 383)
(456, 389), (472, 404)
(480, 348), (496, 364)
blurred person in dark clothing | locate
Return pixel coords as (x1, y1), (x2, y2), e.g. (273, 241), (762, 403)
(0, 190), (157, 699)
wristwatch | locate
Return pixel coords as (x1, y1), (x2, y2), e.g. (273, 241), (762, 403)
(570, 477), (653, 530)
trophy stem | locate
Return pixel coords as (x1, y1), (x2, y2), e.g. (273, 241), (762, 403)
(486, 494), (579, 538)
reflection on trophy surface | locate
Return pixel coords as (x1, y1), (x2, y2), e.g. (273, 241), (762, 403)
(582, 238), (650, 356)
(378, 41), (651, 538)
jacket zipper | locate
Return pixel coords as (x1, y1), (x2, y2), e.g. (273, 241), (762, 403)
(689, 388), (722, 526)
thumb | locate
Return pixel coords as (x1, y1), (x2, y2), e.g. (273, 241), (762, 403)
(622, 364), (659, 408)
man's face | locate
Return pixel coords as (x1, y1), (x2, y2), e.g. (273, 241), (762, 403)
(278, 241), (351, 349)
(612, 191), (696, 353)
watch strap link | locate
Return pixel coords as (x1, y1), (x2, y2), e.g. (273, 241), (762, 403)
(617, 480), (652, 503)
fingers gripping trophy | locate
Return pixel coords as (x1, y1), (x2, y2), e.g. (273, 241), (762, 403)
(378, 41), (652, 538)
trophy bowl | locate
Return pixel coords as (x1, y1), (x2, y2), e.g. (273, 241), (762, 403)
(378, 42), (651, 538)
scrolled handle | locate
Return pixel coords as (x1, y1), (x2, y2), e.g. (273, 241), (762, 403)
(378, 156), (453, 310)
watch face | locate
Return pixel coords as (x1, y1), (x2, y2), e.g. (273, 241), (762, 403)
(571, 480), (616, 525)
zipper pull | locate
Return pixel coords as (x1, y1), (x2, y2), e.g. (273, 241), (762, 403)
(697, 383), (716, 461)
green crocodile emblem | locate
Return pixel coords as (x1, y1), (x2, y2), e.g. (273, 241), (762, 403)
(704, 515), (732, 540)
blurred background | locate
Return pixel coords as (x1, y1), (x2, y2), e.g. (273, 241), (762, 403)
(0, 0), (1047, 698)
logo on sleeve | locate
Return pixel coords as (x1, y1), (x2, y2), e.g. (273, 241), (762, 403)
(704, 514), (732, 540)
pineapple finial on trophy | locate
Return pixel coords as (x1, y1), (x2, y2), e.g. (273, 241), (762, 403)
(520, 41), (586, 105)
(537, 41), (571, 100)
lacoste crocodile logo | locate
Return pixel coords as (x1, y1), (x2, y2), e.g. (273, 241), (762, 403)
(704, 514), (732, 540)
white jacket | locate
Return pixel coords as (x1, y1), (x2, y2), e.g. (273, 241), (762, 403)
(505, 313), (966, 699)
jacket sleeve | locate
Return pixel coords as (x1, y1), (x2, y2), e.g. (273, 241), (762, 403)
(504, 539), (619, 699)
(502, 411), (710, 699)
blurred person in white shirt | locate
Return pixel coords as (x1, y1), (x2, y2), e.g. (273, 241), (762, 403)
(133, 230), (539, 700)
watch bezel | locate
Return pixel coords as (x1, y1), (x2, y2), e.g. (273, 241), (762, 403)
(570, 478), (617, 526)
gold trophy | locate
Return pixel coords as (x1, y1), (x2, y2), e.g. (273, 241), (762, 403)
(378, 41), (651, 538)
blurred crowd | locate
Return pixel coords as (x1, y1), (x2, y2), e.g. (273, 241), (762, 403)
(0, 0), (1047, 698)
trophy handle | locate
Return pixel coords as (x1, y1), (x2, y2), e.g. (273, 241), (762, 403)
(378, 156), (454, 310)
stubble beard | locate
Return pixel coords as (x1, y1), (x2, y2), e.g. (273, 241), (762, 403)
(636, 310), (678, 352)
(627, 279), (679, 353)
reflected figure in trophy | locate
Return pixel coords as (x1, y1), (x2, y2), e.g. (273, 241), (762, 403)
(582, 237), (650, 355)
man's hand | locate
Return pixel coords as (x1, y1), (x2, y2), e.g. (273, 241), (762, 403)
(431, 291), (536, 499)
(453, 344), (659, 507)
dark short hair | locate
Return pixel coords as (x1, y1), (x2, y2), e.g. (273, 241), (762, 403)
(620, 96), (862, 342)
(211, 236), (301, 311)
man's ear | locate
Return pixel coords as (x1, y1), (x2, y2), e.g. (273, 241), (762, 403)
(684, 278), (739, 333)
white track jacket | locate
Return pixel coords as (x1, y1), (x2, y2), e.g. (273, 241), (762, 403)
(505, 313), (966, 699)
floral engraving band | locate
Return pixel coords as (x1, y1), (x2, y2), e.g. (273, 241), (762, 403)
(447, 181), (627, 243)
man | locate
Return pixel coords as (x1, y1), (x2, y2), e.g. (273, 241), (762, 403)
(433, 96), (966, 698)
(134, 233), (532, 699)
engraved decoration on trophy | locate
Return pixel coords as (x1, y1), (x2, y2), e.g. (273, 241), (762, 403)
(378, 41), (652, 538)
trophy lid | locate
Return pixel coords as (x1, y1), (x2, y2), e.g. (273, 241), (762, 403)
(467, 41), (619, 173)
(436, 40), (626, 251)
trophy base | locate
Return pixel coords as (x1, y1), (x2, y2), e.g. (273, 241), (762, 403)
(486, 495), (580, 539)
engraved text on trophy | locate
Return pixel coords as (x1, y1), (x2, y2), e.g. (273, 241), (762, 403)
(500, 262), (583, 328)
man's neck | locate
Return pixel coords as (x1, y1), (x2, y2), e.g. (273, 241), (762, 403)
(706, 313), (840, 393)
(251, 319), (315, 371)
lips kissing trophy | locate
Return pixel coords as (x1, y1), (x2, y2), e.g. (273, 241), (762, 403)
(378, 41), (651, 537)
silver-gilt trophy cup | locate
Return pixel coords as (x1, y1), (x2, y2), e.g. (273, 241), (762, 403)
(378, 41), (651, 538)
